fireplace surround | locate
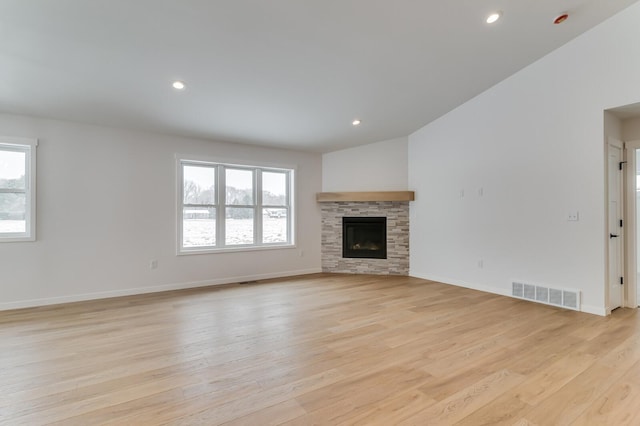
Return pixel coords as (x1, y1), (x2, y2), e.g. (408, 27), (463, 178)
(320, 201), (409, 275)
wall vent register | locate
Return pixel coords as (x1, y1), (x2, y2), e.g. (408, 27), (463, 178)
(512, 281), (580, 311)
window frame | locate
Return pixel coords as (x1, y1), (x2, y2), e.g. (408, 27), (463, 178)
(0, 136), (37, 243)
(223, 166), (257, 246)
(177, 156), (295, 254)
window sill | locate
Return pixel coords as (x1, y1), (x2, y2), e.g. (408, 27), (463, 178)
(177, 243), (296, 256)
(0, 235), (35, 243)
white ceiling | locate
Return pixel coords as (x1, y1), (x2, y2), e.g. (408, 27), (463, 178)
(609, 102), (640, 120)
(1, 1), (638, 153)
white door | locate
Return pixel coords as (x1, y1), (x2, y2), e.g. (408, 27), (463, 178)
(608, 138), (624, 311)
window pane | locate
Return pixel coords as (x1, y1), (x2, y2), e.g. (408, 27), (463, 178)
(262, 172), (287, 206)
(226, 207), (254, 245)
(183, 165), (215, 204)
(226, 169), (253, 205)
(0, 150), (26, 190)
(183, 207), (216, 247)
(0, 193), (26, 233)
(263, 208), (287, 243)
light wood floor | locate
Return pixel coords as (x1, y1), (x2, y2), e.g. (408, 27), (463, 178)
(1, 274), (640, 425)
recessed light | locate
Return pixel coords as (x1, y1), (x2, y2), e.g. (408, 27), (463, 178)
(486, 12), (502, 24)
(352, 119), (361, 126)
(172, 80), (186, 90)
(554, 14), (569, 24)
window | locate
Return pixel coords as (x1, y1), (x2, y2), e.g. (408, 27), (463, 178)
(0, 137), (37, 242)
(178, 158), (294, 253)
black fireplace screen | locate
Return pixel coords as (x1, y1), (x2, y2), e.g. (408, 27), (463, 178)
(342, 217), (387, 259)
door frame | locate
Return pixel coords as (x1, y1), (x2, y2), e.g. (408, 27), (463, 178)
(606, 137), (625, 313)
(624, 139), (640, 309)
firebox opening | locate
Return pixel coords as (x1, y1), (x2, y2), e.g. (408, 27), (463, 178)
(342, 217), (387, 259)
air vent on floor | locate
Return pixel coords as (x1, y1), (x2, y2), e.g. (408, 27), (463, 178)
(511, 281), (580, 311)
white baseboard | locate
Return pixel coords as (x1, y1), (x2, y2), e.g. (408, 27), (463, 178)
(580, 304), (607, 316)
(410, 270), (606, 317)
(0, 268), (322, 311)
(410, 271), (511, 297)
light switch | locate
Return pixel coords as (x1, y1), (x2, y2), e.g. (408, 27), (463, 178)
(568, 211), (579, 221)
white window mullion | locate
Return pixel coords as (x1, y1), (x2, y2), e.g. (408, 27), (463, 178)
(255, 168), (262, 246)
(27, 143), (35, 240)
(178, 161), (185, 251)
(286, 170), (292, 244)
(218, 165), (226, 248)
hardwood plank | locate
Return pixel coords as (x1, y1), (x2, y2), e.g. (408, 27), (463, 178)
(570, 381), (640, 424)
(453, 392), (530, 426)
(520, 362), (621, 425)
(294, 363), (433, 424)
(218, 399), (307, 426)
(516, 352), (597, 405)
(511, 419), (539, 426)
(400, 369), (526, 425)
(335, 390), (437, 426)
(1, 273), (640, 424)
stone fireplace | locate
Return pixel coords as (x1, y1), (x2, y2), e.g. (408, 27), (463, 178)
(319, 199), (410, 275)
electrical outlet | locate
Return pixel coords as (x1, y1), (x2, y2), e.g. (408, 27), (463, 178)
(567, 211), (579, 221)
(478, 259), (483, 269)
(150, 260), (158, 269)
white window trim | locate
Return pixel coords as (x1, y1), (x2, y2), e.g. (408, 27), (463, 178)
(0, 136), (37, 243)
(176, 155), (296, 255)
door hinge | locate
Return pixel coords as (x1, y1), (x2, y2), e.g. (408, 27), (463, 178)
(620, 276), (624, 285)
(620, 219), (624, 228)
(619, 161), (628, 170)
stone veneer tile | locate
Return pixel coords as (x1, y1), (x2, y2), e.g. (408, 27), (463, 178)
(321, 201), (410, 275)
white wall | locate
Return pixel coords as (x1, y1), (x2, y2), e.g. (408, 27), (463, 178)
(605, 111), (622, 141)
(0, 113), (322, 309)
(322, 137), (408, 191)
(623, 116), (640, 141)
(409, 2), (640, 316)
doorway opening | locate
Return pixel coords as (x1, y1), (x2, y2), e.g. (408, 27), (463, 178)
(624, 140), (640, 309)
(604, 105), (640, 314)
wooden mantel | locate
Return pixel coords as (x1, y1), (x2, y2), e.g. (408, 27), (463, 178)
(316, 191), (415, 202)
